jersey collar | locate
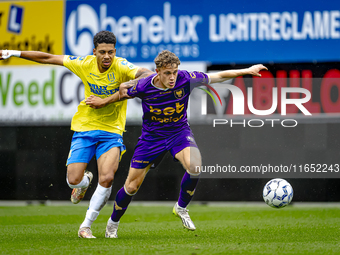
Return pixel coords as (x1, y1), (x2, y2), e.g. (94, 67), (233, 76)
(151, 75), (169, 91)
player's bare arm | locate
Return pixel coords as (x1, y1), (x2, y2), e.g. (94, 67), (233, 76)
(85, 92), (120, 109)
(86, 68), (154, 109)
(85, 80), (137, 108)
(0, 50), (64, 65)
(135, 67), (154, 79)
(119, 79), (139, 100)
(208, 64), (268, 83)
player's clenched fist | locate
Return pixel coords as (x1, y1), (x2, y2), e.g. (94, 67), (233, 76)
(0, 50), (21, 60)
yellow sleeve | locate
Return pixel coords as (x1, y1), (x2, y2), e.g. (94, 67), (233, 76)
(116, 58), (139, 81)
(63, 55), (87, 77)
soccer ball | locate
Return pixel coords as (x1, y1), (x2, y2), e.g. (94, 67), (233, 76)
(263, 178), (293, 208)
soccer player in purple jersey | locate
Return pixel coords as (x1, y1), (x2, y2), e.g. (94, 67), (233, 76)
(86, 50), (267, 237)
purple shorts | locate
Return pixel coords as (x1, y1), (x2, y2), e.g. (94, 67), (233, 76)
(130, 128), (198, 169)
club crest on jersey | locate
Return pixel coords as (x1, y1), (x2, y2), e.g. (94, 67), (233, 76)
(107, 73), (115, 83)
(174, 88), (184, 99)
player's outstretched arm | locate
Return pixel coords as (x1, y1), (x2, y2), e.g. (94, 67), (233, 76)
(85, 69), (154, 109)
(85, 81), (135, 109)
(0, 50), (64, 66)
(85, 92), (121, 109)
(208, 64), (268, 84)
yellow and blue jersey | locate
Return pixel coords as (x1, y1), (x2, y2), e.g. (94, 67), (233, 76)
(63, 55), (139, 135)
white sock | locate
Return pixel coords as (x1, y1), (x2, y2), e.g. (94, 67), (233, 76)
(108, 217), (119, 225)
(66, 174), (89, 189)
(80, 184), (112, 228)
(177, 203), (186, 209)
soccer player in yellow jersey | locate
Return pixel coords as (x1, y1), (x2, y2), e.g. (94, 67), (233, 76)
(0, 31), (153, 238)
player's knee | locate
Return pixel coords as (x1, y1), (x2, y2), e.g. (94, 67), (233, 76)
(67, 176), (82, 186)
(67, 164), (87, 186)
(125, 183), (139, 195)
(188, 162), (201, 176)
(99, 173), (114, 187)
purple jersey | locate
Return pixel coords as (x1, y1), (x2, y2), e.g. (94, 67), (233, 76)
(127, 70), (209, 138)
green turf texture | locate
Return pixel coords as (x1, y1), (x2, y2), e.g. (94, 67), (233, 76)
(0, 204), (339, 254)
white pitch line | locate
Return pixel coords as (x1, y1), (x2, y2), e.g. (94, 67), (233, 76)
(1, 200), (340, 207)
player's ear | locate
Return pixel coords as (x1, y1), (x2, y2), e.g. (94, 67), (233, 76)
(93, 48), (96, 56)
(155, 68), (159, 74)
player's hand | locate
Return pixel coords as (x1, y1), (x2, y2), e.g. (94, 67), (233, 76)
(248, 64), (268, 77)
(0, 50), (19, 60)
(85, 95), (106, 109)
(0, 50), (5, 60)
(119, 83), (133, 100)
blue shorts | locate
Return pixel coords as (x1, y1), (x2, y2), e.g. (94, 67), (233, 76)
(66, 130), (126, 165)
(130, 128), (198, 169)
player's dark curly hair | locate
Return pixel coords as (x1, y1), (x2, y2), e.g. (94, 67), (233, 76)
(154, 50), (181, 69)
(93, 31), (117, 48)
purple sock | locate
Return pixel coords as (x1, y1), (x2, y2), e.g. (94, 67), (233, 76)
(178, 172), (199, 208)
(111, 187), (133, 222)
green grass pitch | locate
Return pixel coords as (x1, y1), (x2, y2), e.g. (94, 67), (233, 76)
(1, 204), (340, 254)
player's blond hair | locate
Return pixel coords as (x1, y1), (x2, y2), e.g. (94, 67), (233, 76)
(154, 50), (181, 69)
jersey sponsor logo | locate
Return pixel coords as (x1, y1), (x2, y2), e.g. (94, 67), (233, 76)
(174, 88), (185, 99)
(87, 82), (119, 95)
(107, 72), (115, 83)
(149, 102), (185, 123)
(151, 114), (184, 123)
(7, 5), (24, 34)
(149, 102), (184, 115)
